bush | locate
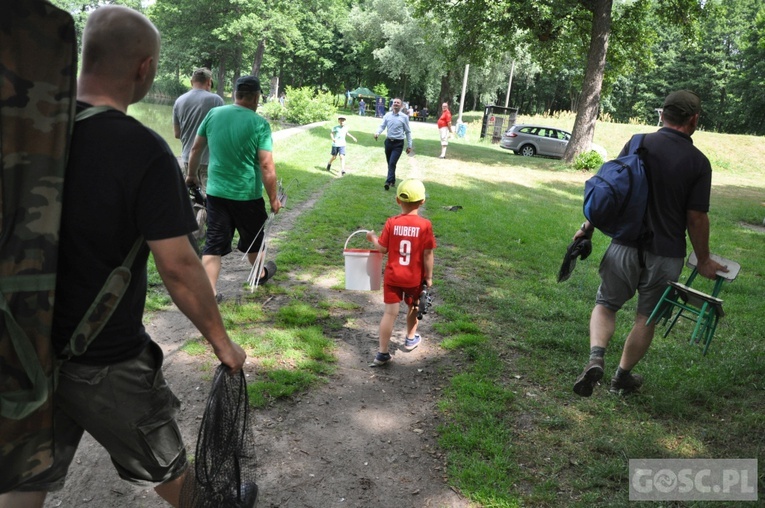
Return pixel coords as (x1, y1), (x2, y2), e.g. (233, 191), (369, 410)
(150, 75), (188, 99)
(282, 86), (335, 125)
(260, 100), (287, 122)
(373, 84), (389, 99)
(573, 150), (604, 171)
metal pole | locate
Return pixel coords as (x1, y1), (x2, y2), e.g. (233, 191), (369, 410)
(504, 60), (515, 108)
(457, 64), (469, 123)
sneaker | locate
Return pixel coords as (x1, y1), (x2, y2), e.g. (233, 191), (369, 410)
(609, 373), (644, 395)
(573, 357), (604, 397)
(403, 334), (421, 351)
(384, 183), (390, 191)
(258, 261), (277, 284)
(215, 292), (225, 304)
(372, 352), (391, 366)
(341, 170), (346, 176)
(326, 164), (331, 171)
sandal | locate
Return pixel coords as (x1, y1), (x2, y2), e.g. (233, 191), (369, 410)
(259, 261), (277, 284)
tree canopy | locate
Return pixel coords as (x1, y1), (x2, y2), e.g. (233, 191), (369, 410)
(49, 0), (765, 139)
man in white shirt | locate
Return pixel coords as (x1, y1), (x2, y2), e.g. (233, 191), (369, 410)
(374, 98), (413, 191)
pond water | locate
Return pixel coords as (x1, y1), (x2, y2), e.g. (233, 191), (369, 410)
(127, 101), (180, 154)
(126, 99), (282, 158)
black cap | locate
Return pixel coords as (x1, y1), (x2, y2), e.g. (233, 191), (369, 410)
(235, 75), (262, 93)
(663, 90), (701, 116)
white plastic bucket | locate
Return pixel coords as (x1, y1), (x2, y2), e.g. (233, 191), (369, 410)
(343, 230), (382, 291)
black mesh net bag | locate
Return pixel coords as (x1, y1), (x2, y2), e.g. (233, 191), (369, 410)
(180, 364), (258, 508)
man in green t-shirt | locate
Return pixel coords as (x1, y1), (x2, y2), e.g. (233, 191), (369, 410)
(187, 75), (281, 300)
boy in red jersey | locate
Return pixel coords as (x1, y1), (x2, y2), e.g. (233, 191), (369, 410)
(366, 179), (436, 366)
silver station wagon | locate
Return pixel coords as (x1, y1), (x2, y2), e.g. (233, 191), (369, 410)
(499, 124), (571, 158)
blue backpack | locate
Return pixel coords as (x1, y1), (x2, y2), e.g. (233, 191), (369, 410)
(583, 134), (650, 243)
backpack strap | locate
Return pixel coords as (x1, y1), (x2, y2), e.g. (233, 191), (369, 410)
(0, 282), (52, 419)
(57, 105), (142, 363)
(0, 232), (142, 414)
(57, 236), (144, 362)
(628, 133), (646, 156)
(631, 133), (652, 268)
(74, 105), (115, 121)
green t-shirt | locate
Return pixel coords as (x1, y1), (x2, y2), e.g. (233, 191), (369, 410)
(331, 124), (349, 147)
(197, 104), (273, 201)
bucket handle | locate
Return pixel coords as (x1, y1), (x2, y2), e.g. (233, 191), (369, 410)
(344, 229), (371, 250)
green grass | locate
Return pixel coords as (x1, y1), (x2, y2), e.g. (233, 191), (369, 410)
(180, 339), (207, 356)
(145, 254), (172, 312)
(179, 297), (338, 408)
(144, 109), (765, 506)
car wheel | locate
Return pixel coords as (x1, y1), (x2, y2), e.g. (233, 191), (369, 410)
(520, 144), (536, 157)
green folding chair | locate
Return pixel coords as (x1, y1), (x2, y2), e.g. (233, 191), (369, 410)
(646, 252), (741, 355)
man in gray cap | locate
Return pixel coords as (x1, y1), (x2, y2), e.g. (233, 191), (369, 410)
(173, 67), (224, 189)
(571, 90), (727, 397)
(188, 75), (281, 299)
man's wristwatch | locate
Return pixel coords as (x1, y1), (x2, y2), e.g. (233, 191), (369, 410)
(581, 222), (592, 236)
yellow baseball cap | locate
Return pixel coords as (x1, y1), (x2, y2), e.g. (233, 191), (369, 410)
(397, 179), (426, 202)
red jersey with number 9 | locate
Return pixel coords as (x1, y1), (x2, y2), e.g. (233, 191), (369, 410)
(378, 213), (436, 287)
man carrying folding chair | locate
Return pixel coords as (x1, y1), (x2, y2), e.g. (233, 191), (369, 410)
(571, 90), (727, 397)
(187, 75), (281, 301)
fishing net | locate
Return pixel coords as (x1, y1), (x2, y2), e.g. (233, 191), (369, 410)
(180, 365), (258, 508)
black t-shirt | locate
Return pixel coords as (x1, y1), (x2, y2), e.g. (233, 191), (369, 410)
(618, 127), (712, 258)
(52, 102), (197, 364)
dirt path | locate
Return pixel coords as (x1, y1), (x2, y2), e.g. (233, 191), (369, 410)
(43, 125), (473, 508)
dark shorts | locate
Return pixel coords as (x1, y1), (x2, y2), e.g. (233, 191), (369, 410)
(331, 146), (346, 156)
(383, 283), (420, 305)
(202, 194), (268, 256)
(17, 342), (187, 491)
(596, 243), (684, 315)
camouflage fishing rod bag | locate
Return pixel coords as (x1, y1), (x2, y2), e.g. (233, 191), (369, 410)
(0, 0), (77, 492)
(2, 65), (142, 492)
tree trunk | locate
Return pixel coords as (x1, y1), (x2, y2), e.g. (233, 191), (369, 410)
(270, 76), (279, 101)
(569, 88), (578, 112)
(251, 39), (266, 76)
(232, 39), (243, 101)
(563, 0), (612, 163)
(438, 71), (452, 106)
(216, 60), (226, 98)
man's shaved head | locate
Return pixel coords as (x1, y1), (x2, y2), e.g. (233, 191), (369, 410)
(82, 5), (160, 77)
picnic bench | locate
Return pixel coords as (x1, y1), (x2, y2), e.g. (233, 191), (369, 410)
(413, 109), (429, 122)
